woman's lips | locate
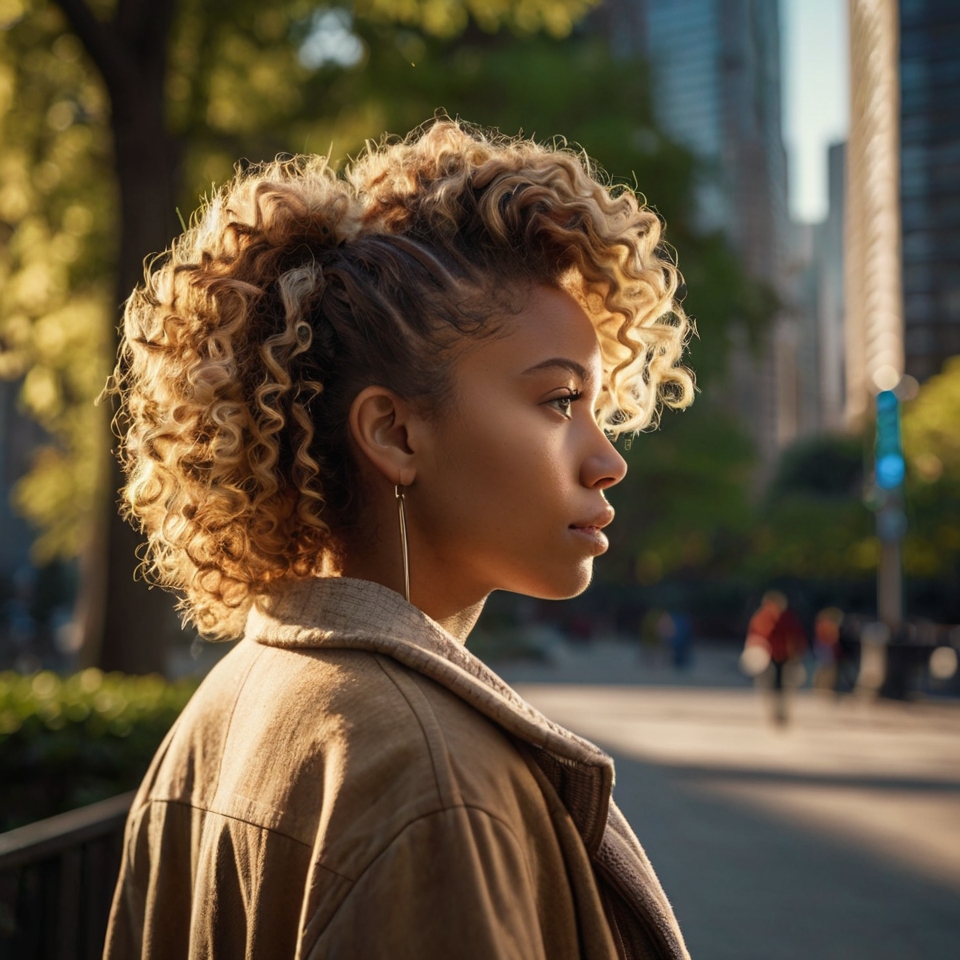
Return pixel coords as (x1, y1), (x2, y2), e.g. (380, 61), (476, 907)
(569, 503), (614, 553)
(569, 524), (610, 553)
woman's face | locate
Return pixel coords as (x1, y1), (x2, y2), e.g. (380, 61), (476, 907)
(406, 284), (628, 607)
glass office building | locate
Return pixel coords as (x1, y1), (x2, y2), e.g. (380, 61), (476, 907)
(644, 0), (791, 461)
(900, 0), (960, 380)
(645, 0), (789, 282)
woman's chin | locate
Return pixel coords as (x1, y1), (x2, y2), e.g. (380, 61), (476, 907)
(516, 559), (595, 601)
(561, 562), (596, 599)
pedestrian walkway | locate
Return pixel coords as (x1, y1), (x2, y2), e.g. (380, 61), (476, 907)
(501, 678), (960, 960)
(490, 635), (751, 687)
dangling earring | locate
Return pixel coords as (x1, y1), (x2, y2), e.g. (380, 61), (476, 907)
(395, 484), (410, 603)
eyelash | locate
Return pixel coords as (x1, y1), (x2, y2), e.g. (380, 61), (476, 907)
(547, 390), (582, 418)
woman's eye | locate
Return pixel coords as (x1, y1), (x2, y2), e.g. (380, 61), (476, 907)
(547, 392), (580, 418)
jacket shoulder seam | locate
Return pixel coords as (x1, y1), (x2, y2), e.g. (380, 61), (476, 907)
(371, 654), (447, 804)
(306, 803), (529, 948)
(135, 795), (355, 881)
(212, 643), (267, 798)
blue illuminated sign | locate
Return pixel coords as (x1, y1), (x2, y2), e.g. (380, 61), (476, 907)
(875, 390), (904, 491)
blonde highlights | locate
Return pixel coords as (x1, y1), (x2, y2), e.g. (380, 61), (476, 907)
(115, 120), (693, 638)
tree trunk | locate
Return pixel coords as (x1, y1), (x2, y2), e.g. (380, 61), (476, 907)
(58, 0), (183, 674)
(98, 59), (184, 674)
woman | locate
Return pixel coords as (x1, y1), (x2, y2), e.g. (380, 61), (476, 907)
(105, 120), (693, 959)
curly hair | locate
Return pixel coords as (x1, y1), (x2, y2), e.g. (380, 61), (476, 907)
(115, 119), (694, 639)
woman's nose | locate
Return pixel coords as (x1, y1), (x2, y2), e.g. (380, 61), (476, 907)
(581, 433), (628, 490)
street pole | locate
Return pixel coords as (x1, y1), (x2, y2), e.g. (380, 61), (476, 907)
(874, 388), (907, 695)
(845, 0), (907, 695)
(876, 498), (903, 631)
(874, 388), (905, 631)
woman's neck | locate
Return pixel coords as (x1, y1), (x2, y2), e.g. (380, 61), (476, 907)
(338, 552), (487, 643)
(433, 601), (486, 643)
(337, 496), (489, 643)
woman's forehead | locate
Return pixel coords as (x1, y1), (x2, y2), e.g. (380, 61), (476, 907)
(456, 285), (603, 384)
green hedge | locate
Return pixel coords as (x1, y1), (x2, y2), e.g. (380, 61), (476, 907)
(0, 669), (196, 831)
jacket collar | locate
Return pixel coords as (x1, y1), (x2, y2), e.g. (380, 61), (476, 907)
(246, 575), (613, 854)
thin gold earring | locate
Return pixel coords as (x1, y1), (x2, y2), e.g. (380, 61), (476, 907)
(395, 484), (410, 603)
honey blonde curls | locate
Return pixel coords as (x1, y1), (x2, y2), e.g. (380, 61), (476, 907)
(114, 120), (693, 638)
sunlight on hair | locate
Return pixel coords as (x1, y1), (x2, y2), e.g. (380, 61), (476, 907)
(112, 119), (693, 638)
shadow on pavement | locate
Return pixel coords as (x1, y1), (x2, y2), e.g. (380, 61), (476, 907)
(612, 754), (960, 960)
(668, 765), (960, 794)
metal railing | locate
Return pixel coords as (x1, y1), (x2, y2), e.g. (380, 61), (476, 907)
(0, 792), (133, 960)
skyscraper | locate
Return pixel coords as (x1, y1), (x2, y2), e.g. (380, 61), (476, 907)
(607, 0), (791, 463)
(788, 142), (847, 435)
(845, 0), (903, 426)
(900, 0), (960, 381)
(819, 142), (848, 431)
(645, 0), (789, 281)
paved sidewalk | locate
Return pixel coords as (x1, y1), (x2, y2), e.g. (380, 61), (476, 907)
(500, 677), (960, 960)
(491, 636), (750, 687)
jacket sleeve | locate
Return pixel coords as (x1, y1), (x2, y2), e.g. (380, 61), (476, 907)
(304, 805), (549, 960)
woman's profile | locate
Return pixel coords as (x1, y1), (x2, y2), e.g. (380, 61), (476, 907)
(104, 119), (693, 959)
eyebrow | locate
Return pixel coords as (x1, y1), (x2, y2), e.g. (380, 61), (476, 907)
(521, 357), (594, 385)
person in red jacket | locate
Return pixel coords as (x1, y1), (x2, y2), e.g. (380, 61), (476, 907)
(744, 590), (808, 724)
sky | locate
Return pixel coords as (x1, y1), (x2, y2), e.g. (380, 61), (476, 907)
(782, 0), (850, 223)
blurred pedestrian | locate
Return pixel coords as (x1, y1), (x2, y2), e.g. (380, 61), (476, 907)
(661, 610), (693, 670)
(743, 590), (808, 725)
(639, 606), (666, 665)
(837, 611), (866, 692)
(813, 606), (844, 692)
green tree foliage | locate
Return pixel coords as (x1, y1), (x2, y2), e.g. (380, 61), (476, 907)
(0, 1), (114, 560)
(731, 372), (960, 601)
(746, 434), (876, 581)
(901, 356), (960, 579)
(354, 0), (592, 36)
(605, 407), (756, 588)
(157, 1), (598, 193)
(0, 667), (196, 829)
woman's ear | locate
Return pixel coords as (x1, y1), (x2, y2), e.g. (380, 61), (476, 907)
(348, 386), (418, 487)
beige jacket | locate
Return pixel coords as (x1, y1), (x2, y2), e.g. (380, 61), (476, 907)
(104, 577), (689, 960)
